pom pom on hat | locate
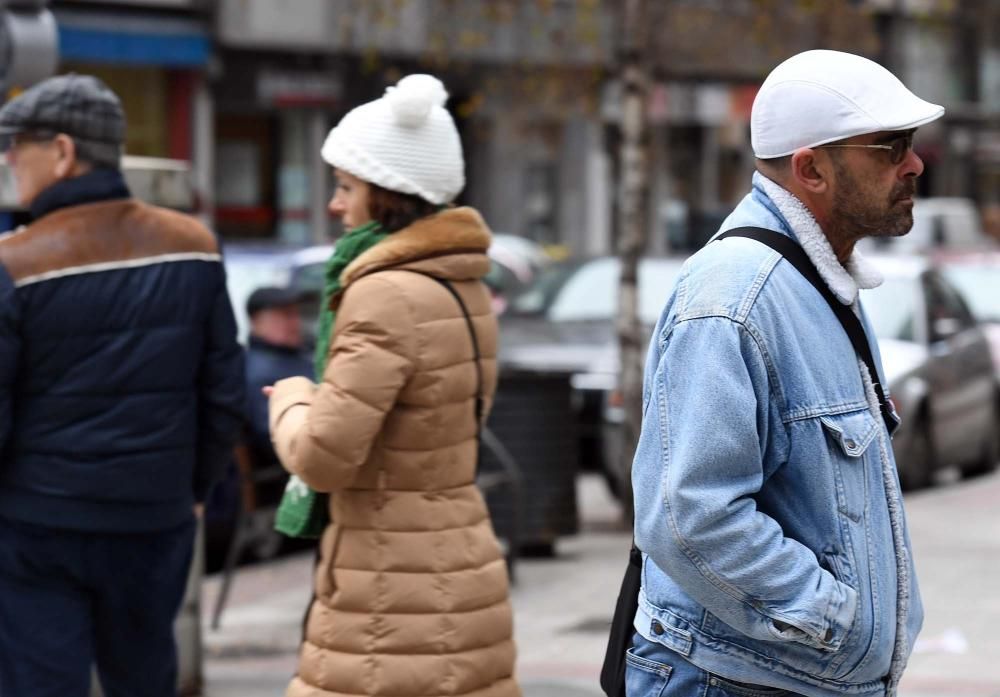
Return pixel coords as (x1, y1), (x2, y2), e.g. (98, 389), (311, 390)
(385, 75), (449, 128)
(321, 74), (465, 205)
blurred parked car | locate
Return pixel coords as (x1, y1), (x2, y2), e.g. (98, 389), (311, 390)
(937, 250), (1000, 382)
(495, 256), (686, 505)
(581, 253), (998, 497)
(485, 233), (552, 315)
(859, 255), (999, 489)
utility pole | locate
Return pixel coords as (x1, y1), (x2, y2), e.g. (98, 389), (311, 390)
(0, 0), (58, 99)
(615, 0), (650, 523)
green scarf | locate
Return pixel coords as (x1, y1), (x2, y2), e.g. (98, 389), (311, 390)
(313, 220), (389, 379)
(275, 220), (388, 539)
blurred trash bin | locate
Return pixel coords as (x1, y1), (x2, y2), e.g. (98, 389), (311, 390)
(479, 369), (579, 556)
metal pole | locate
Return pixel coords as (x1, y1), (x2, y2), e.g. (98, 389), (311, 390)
(192, 77), (216, 229)
(309, 109), (330, 244)
(615, 0), (651, 523)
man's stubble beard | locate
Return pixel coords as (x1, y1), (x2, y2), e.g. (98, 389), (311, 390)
(829, 159), (916, 246)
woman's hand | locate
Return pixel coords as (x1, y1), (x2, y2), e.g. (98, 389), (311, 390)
(262, 386), (274, 397)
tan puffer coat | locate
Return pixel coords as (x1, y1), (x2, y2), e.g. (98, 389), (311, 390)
(269, 208), (521, 697)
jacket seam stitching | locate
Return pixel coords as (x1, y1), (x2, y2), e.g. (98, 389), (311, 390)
(783, 400), (873, 423)
(733, 251), (780, 323)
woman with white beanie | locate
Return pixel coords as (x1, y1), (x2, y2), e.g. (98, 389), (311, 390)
(267, 75), (522, 697)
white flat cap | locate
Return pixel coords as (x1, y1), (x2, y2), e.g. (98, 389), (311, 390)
(751, 49), (944, 159)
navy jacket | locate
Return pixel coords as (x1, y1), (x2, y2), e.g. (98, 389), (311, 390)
(244, 336), (311, 471)
(0, 170), (245, 532)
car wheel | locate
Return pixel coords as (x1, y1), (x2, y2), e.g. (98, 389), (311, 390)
(962, 400), (1000, 478)
(899, 415), (934, 491)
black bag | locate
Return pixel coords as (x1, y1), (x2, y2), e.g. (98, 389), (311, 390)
(598, 226), (897, 697)
(599, 544), (642, 697)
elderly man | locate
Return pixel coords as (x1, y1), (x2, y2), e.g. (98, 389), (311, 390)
(0, 74), (244, 697)
(627, 50), (941, 697)
(243, 286), (313, 481)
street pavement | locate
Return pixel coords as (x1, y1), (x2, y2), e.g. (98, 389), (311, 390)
(200, 470), (1000, 697)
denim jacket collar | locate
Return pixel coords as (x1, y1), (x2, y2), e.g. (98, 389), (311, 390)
(753, 172), (882, 305)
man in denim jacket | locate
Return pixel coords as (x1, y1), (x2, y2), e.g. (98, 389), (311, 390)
(628, 50), (943, 697)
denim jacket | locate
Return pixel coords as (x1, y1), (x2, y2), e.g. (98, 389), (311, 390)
(631, 174), (922, 697)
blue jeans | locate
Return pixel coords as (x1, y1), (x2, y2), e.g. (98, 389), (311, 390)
(626, 633), (803, 697)
(0, 517), (196, 697)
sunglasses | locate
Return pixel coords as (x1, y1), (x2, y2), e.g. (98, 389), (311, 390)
(819, 133), (915, 165)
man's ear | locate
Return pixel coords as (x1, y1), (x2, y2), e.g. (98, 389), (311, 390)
(789, 148), (831, 196)
(52, 134), (78, 179)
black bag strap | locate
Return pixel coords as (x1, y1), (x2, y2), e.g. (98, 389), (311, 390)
(716, 227), (895, 433)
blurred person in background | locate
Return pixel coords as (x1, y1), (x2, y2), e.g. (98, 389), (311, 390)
(205, 286), (314, 558)
(244, 286), (313, 477)
(0, 74), (244, 697)
(627, 51), (942, 697)
(267, 74), (521, 697)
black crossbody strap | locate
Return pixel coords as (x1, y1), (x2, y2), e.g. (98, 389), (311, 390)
(717, 227), (895, 432)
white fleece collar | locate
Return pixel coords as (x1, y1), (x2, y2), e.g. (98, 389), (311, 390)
(757, 174), (883, 305)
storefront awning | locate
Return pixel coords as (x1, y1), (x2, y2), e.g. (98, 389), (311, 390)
(54, 8), (210, 67)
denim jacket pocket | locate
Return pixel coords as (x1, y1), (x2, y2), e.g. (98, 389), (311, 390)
(819, 410), (879, 457)
(819, 409), (879, 523)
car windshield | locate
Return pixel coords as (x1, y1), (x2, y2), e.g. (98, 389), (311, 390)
(859, 276), (918, 342)
(291, 261), (326, 295)
(508, 262), (581, 315)
(941, 265), (1000, 322)
(510, 257), (684, 324)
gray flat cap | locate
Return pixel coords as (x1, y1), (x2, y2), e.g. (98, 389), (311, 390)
(0, 73), (125, 145)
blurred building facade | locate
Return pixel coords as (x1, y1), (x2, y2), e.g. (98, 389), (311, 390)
(50, 0), (214, 221)
(871, 0), (1000, 210)
(41, 0), (1000, 254)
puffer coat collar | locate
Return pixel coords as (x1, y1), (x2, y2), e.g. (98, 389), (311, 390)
(339, 207), (492, 293)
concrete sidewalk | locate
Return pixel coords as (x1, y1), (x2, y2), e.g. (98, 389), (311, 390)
(200, 471), (1000, 697)
(200, 474), (628, 697)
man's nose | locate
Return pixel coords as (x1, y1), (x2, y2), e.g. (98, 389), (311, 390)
(901, 147), (924, 178)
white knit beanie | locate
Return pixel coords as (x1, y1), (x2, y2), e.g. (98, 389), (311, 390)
(321, 74), (465, 205)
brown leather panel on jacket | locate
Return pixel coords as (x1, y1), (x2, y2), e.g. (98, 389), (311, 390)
(0, 199), (218, 285)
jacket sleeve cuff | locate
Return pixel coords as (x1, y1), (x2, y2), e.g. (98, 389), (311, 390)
(763, 578), (857, 652)
(268, 376), (315, 433)
(819, 579), (858, 651)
